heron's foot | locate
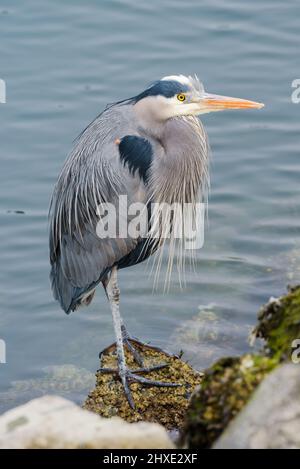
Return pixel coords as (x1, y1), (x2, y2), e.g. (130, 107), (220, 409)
(97, 363), (182, 409)
(98, 325), (181, 408)
(99, 326), (175, 368)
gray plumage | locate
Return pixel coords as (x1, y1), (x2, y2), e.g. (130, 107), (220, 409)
(49, 75), (209, 313)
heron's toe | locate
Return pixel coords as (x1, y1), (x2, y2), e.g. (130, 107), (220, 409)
(97, 362), (168, 375)
(126, 371), (182, 388)
(124, 338), (144, 367)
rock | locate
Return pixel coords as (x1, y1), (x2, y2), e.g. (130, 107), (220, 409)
(180, 354), (277, 448)
(84, 342), (203, 430)
(0, 395), (174, 449)
(252, 284), (300, 362)
(213, 364), (300, 449)
(181, 285), (300, 448)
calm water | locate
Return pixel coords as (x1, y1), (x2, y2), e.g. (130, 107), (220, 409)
(1, 0), (300, 412)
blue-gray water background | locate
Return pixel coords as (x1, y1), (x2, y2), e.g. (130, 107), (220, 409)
(1, 0), (300, 411)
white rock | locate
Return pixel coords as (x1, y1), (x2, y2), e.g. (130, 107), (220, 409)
(0, 395), (174, 449)
(214, 364), (300, 449)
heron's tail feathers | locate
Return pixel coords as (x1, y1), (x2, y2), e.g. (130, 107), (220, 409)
(50, 261), (96, 314)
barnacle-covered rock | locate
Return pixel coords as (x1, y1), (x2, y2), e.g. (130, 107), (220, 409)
(83, 343), (203, 430)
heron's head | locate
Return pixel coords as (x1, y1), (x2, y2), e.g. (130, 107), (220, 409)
(133, 74), (264, 123)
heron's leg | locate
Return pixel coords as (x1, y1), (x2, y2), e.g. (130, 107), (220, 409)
(105, 267), (134, 406)
(99, 317), (144, 367)
(120, 326), (176, 359)
(102, 267), (181, 409)
(99, 273), (143, 365)
(100, 283), (173, 367)
(100, 319), (176, 367)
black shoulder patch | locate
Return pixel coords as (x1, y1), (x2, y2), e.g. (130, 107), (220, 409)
(118, 135), (153, 183)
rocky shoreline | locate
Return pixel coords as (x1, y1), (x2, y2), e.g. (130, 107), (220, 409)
(0, 285), (299, 449)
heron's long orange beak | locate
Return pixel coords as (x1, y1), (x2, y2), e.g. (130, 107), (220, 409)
(202, 93), (264, 111)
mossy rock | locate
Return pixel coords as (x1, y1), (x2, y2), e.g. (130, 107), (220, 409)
(181, 285), (300, 448)
(253, 285), (300, 361)
(83, 344), (203, 430)
(181, 354), (277, 448)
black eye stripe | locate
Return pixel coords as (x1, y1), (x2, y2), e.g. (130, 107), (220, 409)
(133, 80), (190, 102)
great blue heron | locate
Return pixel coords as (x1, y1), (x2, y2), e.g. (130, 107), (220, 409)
(49, 74), (263, 407)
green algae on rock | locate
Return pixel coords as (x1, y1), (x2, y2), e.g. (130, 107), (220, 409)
(252, 284), (300, 361)
(181, 285), (300, 448)
(83, 344), (203, 430)
(181, 354), (277, 448)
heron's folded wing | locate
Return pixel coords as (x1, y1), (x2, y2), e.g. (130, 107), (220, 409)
(50, 224), (139, 313)
(49, 118), (154, 313)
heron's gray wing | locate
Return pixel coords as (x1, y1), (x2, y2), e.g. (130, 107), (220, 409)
(49, 104), (154, 313)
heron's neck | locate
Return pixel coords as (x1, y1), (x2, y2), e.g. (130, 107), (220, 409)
(149, 116), (209, 206)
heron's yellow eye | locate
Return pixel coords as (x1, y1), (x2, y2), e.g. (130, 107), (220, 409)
(177, 93), (186, 102)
